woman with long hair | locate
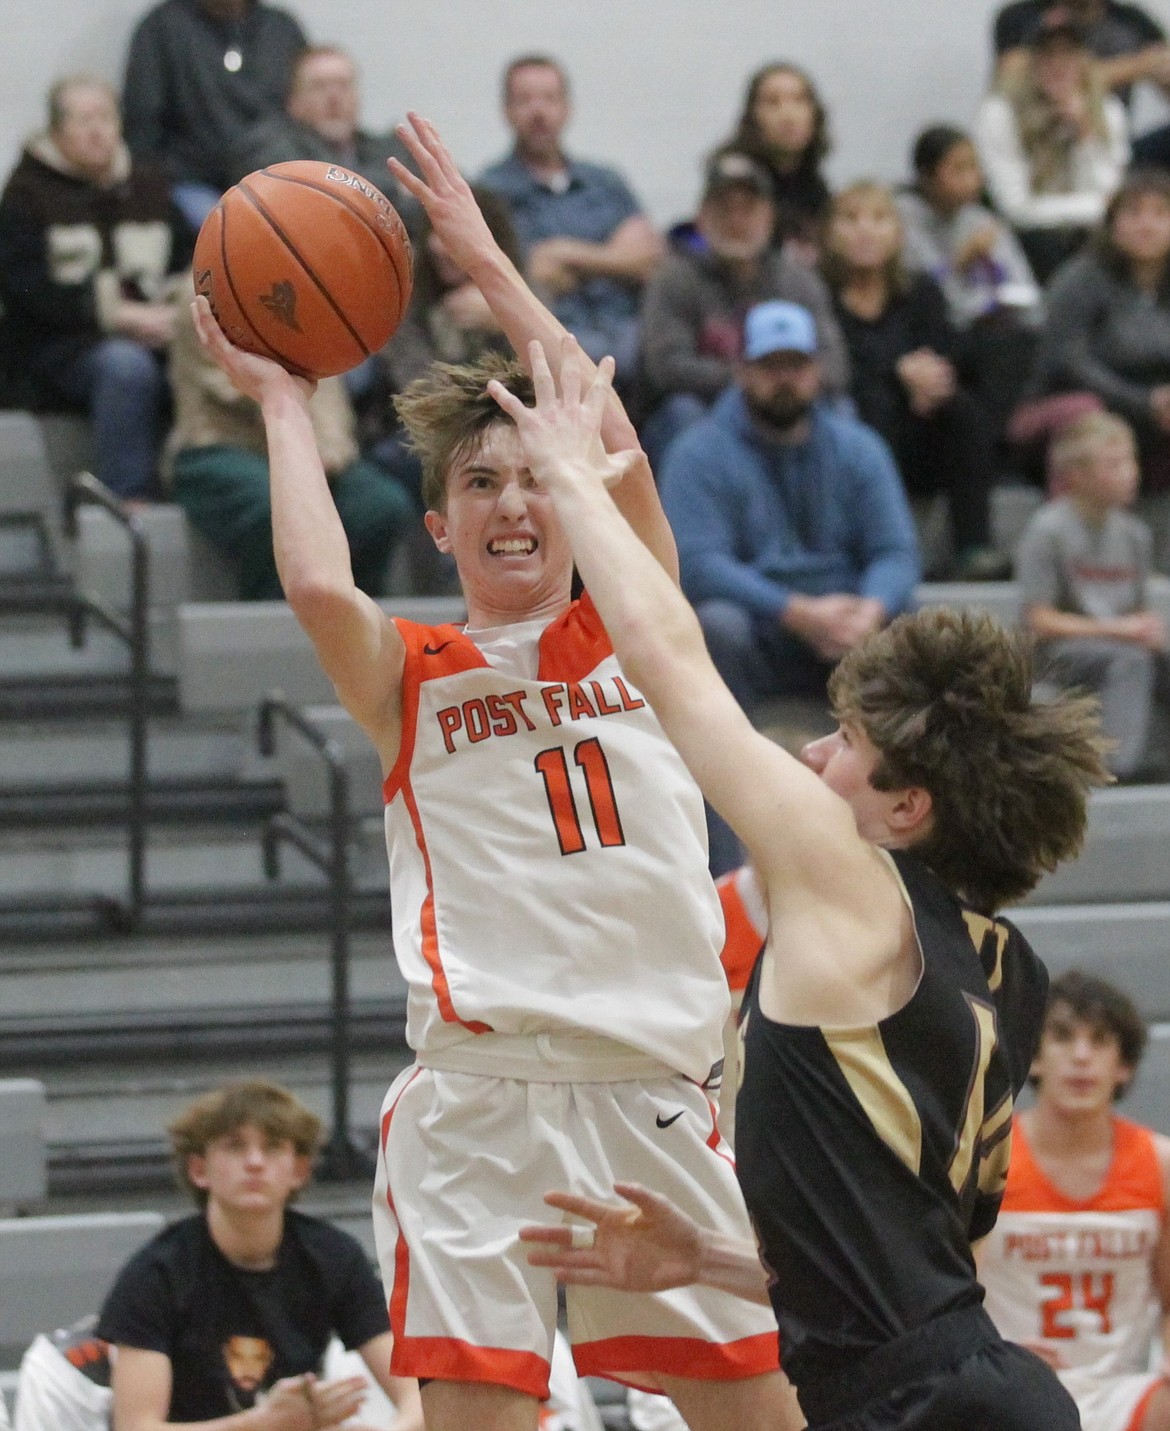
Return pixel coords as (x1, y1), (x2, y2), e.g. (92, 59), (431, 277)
(975, 14), (1128, 283)
(823, 181), (1007, 579)
(726, 61), (832, 261)
(1029, 167), (1170, 515)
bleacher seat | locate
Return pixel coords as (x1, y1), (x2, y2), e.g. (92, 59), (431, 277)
(0, 1212), (163, 1364)
(0, 1081), (45, 1212)
(0, 413), (69, 579)
(1012, 903), (1170, 1019)
(177, 596), (465, 716)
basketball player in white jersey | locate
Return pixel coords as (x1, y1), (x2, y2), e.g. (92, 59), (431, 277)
(191, 114), (796, 1431)
(980, 971), (1170, 1431)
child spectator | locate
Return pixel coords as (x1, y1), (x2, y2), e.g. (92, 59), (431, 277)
(976, 12), (1129, 282)
(899, 124), (1041, 330)
(95, 1080), (422, 1429)
(722, 61), (833, 263)
(822, 180), (1009, 579)
(1017, 410), (1169, 779)
(899, 123), (1042, 454)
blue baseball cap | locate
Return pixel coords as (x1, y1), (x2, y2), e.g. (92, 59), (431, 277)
(743, 301), (818, 361)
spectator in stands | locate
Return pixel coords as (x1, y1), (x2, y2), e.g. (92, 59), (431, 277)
(659, 299), (920, 873)
(897, 124), (1042, 459)
(899, 125), (1041, 330)
(722, 61), (834, 263)
(166, 276), (414, 599)
(1027, 168), (1170, 510)
(977, 11), (1130, 283)
(95, 1080), (422, 1429)
(639, 149), (848, 470)
(0, 76), (190, 501)
(822, 181), (1011, 580)
(1017, 410), (1169, 779)
(979, 971), (1170, 1431)
(122, 0), (307, 232)
(228, 46), (415, 211)
(993, 0), (1170, 120)
(478, 54), (663, 379)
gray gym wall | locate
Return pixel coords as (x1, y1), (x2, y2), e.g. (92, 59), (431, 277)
(3, 1), (1170, 228)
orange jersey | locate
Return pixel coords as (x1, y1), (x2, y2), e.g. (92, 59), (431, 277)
(716, 865), (767, 994)
(981, 1115), (1165, 1379)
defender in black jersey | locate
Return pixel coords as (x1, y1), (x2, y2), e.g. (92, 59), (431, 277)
(504, 331), (1110, 1430)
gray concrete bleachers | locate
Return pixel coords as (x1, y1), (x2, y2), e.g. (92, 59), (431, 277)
(0, 412), (70, 577)
(177, 595), (464, 715)
(0, 1211), (163, 1361)
(0, 1080), (45, 1212)
(1025, 786), (1170, 906)
(1013, 903), (1170, 1019)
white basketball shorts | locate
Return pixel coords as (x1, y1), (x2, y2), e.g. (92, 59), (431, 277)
(372, 1041), (780, 1400)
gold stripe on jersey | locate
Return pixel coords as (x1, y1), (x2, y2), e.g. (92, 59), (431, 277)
(948, 995), (999, 1196)
(977, 1091), (1014, 1199)
(826, 1027), (922, 1174)
(961, 912), (1008, 991)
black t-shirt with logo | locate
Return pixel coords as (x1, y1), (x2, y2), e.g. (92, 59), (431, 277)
(96, 1211), (389, 1419)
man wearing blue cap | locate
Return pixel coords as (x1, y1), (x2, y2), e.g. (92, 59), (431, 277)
(660, 298), (921, 874)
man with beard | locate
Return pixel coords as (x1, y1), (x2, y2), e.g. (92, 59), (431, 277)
(660, 300), (920, 873)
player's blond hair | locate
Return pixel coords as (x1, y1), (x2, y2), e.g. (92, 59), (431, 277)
(828, 606), (1110, 913)
(168, 1081), (322, 1205)
(1048, 410), (1135, 478)
(394, 352), (535, 513)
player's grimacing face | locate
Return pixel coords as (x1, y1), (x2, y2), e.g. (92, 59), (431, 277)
(426, 423), (573, 614)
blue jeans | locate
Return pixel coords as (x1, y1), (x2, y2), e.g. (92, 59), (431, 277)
(172, 182), (221, 233)
(46, 338), (169, 500)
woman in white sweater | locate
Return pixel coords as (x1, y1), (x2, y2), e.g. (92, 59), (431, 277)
(976, 12), (1129, 283)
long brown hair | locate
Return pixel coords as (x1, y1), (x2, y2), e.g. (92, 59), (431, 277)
(730, 61), (831, 170)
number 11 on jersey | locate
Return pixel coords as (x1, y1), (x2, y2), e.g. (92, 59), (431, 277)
(535, 737), (626, 855)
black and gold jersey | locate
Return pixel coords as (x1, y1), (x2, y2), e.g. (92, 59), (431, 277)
(735, 848), (1048, 1388)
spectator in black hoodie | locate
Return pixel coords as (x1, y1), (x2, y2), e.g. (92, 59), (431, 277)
(0, 76), (191, 499)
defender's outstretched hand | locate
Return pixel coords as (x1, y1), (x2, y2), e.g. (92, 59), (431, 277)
(389, 113), (498, 278)
(487, 337), (638, 492)
(190, 296), (314, 406)
(519, 1182), (705, 1293)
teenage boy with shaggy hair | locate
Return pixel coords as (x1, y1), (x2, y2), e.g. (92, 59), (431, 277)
(96, 1082), (421, 1431)
(980, 972), (1170, 1431)
(498, 338), (1108, 1431)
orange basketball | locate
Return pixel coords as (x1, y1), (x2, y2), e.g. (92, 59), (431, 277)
(193, 161), (413, 379)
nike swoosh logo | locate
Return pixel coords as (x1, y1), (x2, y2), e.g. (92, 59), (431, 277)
(655, 1111), (685, 1130)
(423, 640), (454, 656)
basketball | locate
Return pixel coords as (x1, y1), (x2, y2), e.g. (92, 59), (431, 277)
(193, 161), (413, 380)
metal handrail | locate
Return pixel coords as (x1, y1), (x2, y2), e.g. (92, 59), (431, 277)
(257, 692), (371, 1178)
(65, 473), (151, 928)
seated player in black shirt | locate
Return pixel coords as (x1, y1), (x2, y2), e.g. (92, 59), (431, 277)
(97, 1081), (422, 1431)
(501, 340), (1110, 1430)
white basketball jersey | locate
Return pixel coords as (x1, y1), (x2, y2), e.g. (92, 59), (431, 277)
(981, 1116), (1165, 1378)
(383, 596), (728, 1084)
